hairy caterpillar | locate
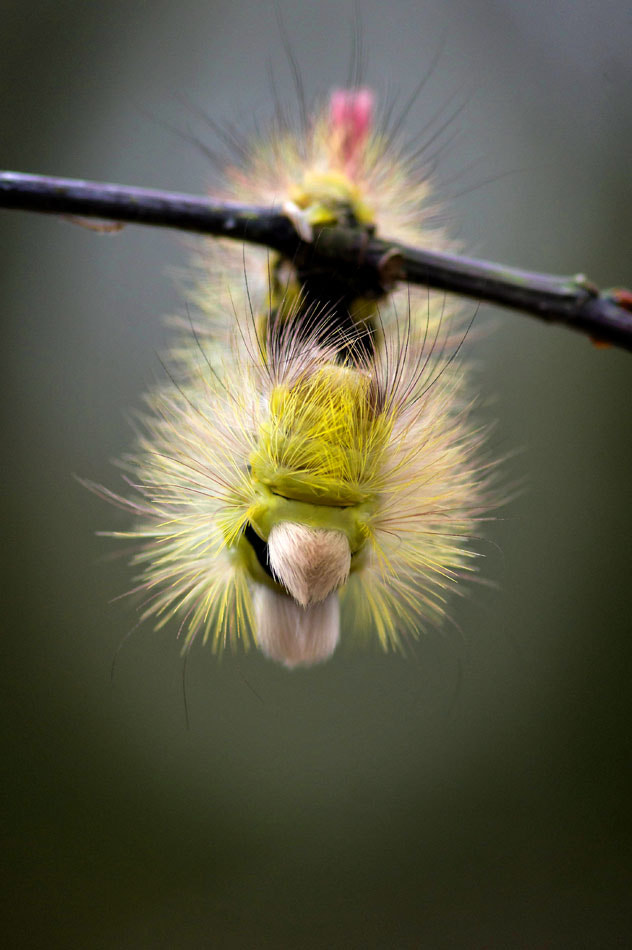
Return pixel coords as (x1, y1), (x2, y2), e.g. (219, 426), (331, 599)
(95, 87), (495, 669)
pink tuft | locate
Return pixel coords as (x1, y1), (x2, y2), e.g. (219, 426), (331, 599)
(329, 88), (374, 174)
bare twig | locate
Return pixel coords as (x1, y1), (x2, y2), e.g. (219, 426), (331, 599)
(2, 170), (631, 352)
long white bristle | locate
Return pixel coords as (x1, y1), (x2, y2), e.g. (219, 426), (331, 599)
(253, 585), (340, 668)
(267, 522), (351, 607)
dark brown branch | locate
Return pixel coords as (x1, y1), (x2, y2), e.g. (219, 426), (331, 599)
(0, 170), (295, 247)
(2, 170), (631, 352)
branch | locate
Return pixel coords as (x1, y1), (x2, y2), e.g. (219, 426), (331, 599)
(2, 170), (631, 352)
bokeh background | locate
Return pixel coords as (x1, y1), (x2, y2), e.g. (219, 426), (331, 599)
(1, 1), (631, 946)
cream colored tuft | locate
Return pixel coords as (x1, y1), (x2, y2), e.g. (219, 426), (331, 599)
(267, 522), (351, 607)
(253, 585), (340, 668)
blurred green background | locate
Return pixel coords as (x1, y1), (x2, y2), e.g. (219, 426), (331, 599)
(1, 1), (631, 946)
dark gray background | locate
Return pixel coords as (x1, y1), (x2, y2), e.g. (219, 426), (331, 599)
(1, 1), (631, 946)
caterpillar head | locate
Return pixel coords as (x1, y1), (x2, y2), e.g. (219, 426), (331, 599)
(238, 496), (369, 668)
(253, 522), (350, 669)
(239, 483), (373, 603)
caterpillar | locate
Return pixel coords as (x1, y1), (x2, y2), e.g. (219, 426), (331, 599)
(96, 87), (496, 669)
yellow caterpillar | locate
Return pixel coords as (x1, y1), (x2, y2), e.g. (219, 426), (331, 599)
(102, 89), (494, 668)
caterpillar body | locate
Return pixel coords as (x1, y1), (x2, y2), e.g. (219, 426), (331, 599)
(102, 89), (494, 668)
